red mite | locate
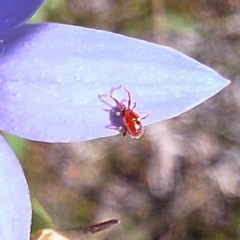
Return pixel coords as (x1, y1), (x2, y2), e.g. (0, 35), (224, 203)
(108, 86), (149, 139)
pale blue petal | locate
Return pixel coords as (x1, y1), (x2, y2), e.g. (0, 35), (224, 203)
(0, 23), (230, 142)
(0, 135), (31, 240)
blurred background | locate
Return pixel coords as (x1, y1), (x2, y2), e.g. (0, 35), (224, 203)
(7, 0), (240, 239)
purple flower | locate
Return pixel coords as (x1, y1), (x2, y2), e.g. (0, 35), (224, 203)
(0, 1), (230, 239)
(0, 1), (43, 239)
(0, 0), (43, 37)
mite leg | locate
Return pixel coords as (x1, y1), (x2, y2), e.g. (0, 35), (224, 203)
(123, 86), (132, 109)
(141, 113), (150, 120)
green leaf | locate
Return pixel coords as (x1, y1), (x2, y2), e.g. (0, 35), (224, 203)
(31, 197), (56, 232)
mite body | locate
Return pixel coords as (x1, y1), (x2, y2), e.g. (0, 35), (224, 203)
(108, 86), (148, 139)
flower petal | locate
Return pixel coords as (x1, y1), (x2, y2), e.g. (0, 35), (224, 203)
(0, 23), (230, 142)
(0, 135), (31, 240)
(0, 0), (43, 37)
